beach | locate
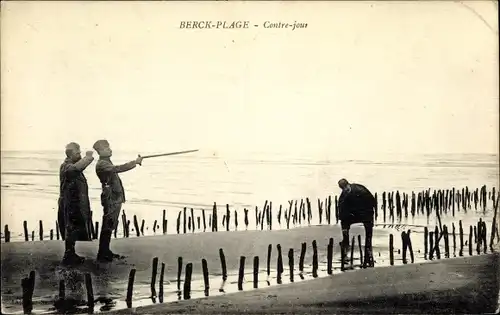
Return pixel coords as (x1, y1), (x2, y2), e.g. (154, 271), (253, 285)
(2, 151), (500, 313)
(2, 220), (500, 314)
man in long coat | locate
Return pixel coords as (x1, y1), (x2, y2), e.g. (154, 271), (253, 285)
(93, 139), (143, 262)
(58, 142), (94, 265)
(337, 178), (376, 267)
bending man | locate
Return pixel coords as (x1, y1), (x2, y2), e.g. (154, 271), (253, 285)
(58, 142), (94, 265)
(337, 178), (376, 267)
(93, 139), (143, 262)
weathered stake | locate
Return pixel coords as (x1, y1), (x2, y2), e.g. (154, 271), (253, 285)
(202, 258), (209, 296)
(183, 263), (193, 300)
(327, 238), (333, 274)
(159, 262), (165, 303)
(150, 257), (158, 299)
(126, 269), (136, 308)
(85, 273), (94, 313)
(238, 256), (246, 290)
(253, 256), (259, 289)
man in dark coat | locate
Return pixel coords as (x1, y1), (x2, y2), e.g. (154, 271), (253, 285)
(58, 142), (94, 265)
(337, 178), (376, 267)
(93, 139), (143, 262)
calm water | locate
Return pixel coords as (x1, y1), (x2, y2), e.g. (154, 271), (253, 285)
(1, 150), (499, 239)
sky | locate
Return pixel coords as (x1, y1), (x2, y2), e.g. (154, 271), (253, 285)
(1, 1), (498, 159)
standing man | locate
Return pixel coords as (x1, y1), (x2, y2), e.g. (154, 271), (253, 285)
(58, 142), (94, 265)
(93, 139), (143, 262)
(337, 178), (376, 267)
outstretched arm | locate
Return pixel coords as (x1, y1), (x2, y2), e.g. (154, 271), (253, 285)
(65, 156), (94, 174)
(99, 159), (137, 174)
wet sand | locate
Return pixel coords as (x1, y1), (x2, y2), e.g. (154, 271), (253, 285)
(107, 252), (500, 314)
(2, 225), (373, 313)
(1, 225), (498, 314)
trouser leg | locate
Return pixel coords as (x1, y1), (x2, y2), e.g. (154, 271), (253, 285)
(65, 237), (75, 254)
(341, 221), (351, 261)
(97, 203), (123, 261)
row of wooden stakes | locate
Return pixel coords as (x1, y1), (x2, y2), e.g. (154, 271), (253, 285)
(4, 186), (498, 243)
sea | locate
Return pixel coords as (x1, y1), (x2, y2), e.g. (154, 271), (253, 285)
(1, 150), (499, 241)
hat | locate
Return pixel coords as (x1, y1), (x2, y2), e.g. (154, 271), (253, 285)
(93, 139), (109, 152)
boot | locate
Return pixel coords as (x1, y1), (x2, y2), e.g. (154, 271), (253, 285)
(62, 238), (84, 265)
(97, 229), (113, 262)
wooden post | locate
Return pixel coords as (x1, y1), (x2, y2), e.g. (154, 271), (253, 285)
(21, 271), (35, 314)
(434, 226), (441, 259)
(389, 234), (394, 265)
(226, 204), (231, 232)
(476, 220), (481, 255)
(459, 220), (464, 256)
(277, 244), (283, 284)
(238, 256), (245, 290)
(56, 221), (60, 240)
(153, 220), (157, 233)
(125, 217), (131, 238)
(443, 225), (450, 258)
(299, 242), (306, 279)
(266, 244), (272, 280)
(357, 235), (364, 267)
(429, 231), (434, 260)
(126, 269), (136, 308)
(121, 211), (126, 238)
(183, 263), (193, 300)
(50, 229), (53, 240)
(23, 221), (29, 242)
(183, 208), (187, 234)
(150, 257), (158, 299)
(469, 225), (473, 256)
(177, 257), (183, 292)
(327, 238), (333, 274)
(244, 208), (249, 230)
(31, 231), (34, 241)
(452, 223), (457, 257)
(159, 262), (165, 303)
(328, 195), (332, 224)
(202, 259), (209, 296)
(482, 221), (488, 253)
(4, 225), (10, 243)
(407, 230), (415, 263)
(190, 208), (195, 232)
(133, 215), (140, 237)
(350, 236), (355, 268)
(253, 256), (259, 289)
(312, 240), (318, 277)
(219, 248), (227, 292)
(202, 209), (207, 232)
(234, 210), (238, 231)
(176, 212), (181, 234)
(39, 220), (44, 241)
(424, 227), (428, 259)
(401, 231), (408, 264)
(288, 248), (294, 283)
(140, 219), (145, 236)
(162, 209), (167, 234)
(85, 273), (94, 313)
